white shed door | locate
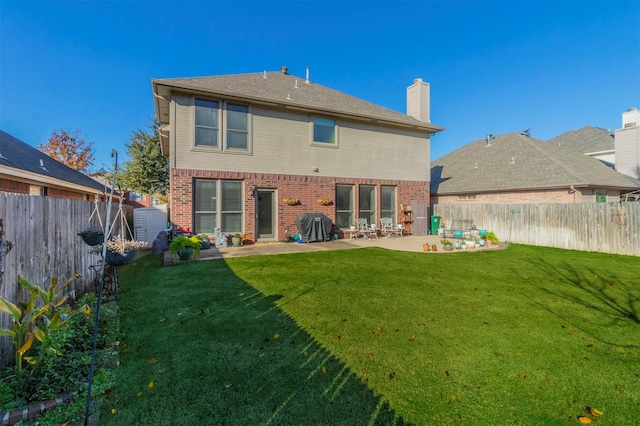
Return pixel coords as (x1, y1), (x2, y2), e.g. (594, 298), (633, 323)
(134, 205), (168, 245)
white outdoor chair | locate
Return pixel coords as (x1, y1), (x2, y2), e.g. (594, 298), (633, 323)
(380, 217), (394, 238)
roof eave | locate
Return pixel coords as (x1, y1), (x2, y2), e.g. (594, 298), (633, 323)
(151, 80), (445, 134)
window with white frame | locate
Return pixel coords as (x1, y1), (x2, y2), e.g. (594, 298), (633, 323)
(194, 99), (250, 152)
(193, 179), (243, 234)
(312, 117), (337, 145)
(335, 184), (354, 229)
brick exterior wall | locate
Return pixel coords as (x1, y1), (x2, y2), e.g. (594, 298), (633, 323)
(170, 168), (430, 241)
(433, 188), (579, 205)
(0, 178), (29, 194)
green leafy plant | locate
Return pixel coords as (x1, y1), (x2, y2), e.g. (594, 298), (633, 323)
(440, 239), (452, 246)
(169, 235), (201, 260)
(0, 274), (81, 372)
(485, 231), (499, 244)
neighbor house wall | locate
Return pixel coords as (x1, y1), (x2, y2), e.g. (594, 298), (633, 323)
(434, 189), (579, 205)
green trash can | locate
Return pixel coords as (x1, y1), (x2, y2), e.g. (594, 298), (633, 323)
(430, 216), (441, 235)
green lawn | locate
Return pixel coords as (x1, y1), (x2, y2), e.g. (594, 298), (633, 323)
(103, 245), (640, 425)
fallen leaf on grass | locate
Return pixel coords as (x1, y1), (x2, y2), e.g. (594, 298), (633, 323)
(111, 409), (117, 415)
(388, 372), (395, 380)
(302, 350), (309, 357)
(158, 368), (166, 374)
(321, 366), (327, 374)
(578, 417), (592, 424)
(273, 333), (280, 339)
(450, 394), (457, 401)
(148, 381), (155, 389)
(136, 392), (143, 397)
(586, 344), (595, 349)
(148, 358), (158, 365)
(409, 335), (416, 341)
(586, 406), (603, 418)
(518, 374), (526, 381)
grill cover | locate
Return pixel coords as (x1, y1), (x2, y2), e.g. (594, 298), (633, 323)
(295, 213), (333, 243)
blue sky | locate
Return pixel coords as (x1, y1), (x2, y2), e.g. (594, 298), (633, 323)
(1, 1), (639, 171)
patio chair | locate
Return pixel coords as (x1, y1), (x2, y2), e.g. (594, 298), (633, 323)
(357, 218), (378, 239)
(380, 217), (393, 238)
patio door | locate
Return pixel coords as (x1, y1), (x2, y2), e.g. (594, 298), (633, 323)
(256, 190), (276, 240)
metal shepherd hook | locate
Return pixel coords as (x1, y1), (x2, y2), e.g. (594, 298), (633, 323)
(85, 149), (118, 424)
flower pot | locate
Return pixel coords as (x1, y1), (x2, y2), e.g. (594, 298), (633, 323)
(200, 240), (211, 250)
(105, 249), (139, 266)
(232, 237), (241, 247)
(423, 244), (430, 251)
(443, 244), (453, 251)
(466, 240), (475, 249)
(177, 247), (193, 261)
(79, 232), (104, 246)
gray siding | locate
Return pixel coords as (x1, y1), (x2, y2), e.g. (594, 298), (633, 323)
(614, 128), (640, 179)
(171, 93), (430, 181)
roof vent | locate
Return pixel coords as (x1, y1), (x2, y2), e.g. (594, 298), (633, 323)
(280, 66), (288, 74)
(485, 133), (495, 146)
(305, 67), (310, 84)
(263, 70), (267, 79)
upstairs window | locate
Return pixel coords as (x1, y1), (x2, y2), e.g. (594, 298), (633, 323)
(226, 104), (249, 150)
(312, 117), (337, 144)
(195, 99), (219, 147)
(194, 99), (251, 152)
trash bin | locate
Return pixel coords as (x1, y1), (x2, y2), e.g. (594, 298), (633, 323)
(430, 216), (441, 235)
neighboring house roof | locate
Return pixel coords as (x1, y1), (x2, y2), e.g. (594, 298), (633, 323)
(152, 70), (444, 153)
(0, 130), (111, 194)
(431, 132), (640, 194)
(547, 126), (614, 154)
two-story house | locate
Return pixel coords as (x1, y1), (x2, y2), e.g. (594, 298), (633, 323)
(152, 68), (443, 241)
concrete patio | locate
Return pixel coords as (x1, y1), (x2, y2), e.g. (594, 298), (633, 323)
(164, 235), (504, 266)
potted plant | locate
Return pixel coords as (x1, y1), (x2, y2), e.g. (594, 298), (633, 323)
(317, 197), (332, 205)
(431, 244), (438, 252)
(78, 224), (104, 246)
(441, 239), (453, 251)
(282, 197), (299, 206)
(105, 236), (147, 265)
(196, 233), (211, 249)
(423, 243), (430, 251)
(231, 233), (242, 247)
(465, 239), (476, 249)
(485, 231), (499, 246)
(169, 235), (201, 261)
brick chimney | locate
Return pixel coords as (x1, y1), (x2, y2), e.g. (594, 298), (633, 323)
(406, 78), (430, 123)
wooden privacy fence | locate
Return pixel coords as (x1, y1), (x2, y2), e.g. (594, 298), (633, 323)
(0, 193), (132, 368)
(434, 202), (640, 257)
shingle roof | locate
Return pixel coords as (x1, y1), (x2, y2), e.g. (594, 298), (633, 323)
(547, 126), (614, 154)
(152, 70), (444, 132)
(431, 132), (640, 194)
(0, 130), (108, 193)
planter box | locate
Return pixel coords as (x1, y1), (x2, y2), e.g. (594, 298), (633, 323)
(105, 249), (139, 266)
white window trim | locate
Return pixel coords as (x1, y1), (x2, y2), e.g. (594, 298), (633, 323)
(191, 97), (252, 155)
(310, 116), (339, 148)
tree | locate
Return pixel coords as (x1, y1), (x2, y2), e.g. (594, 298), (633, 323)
(37, 129), (94, 173)
(117, 122), (169, 195)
